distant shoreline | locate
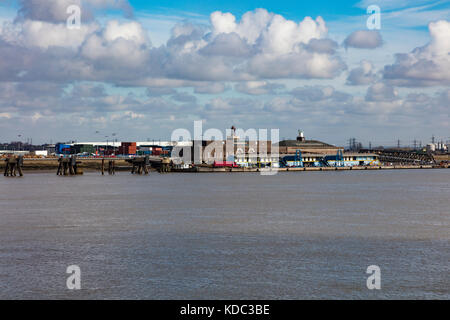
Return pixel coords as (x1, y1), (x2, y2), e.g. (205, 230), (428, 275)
(1, 158), (448, 174)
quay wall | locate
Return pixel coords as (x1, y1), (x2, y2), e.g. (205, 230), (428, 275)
(0, 159), (445, 173)
(175, 165), (441, 173)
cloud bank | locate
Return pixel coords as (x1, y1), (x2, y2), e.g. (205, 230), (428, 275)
(0, 1), (448, 144)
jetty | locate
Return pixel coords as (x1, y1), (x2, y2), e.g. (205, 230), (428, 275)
(3, 156), (24, 177)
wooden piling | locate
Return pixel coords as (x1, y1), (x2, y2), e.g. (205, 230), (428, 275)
(70, 156), (76, 175)
(57, 158), (62, 175)
(56, 156), (82, 176)
(126, 157), (150, 175)
(17, 162), (23, 177)
(108, 160), (115, 175)
(3, 156), (23, 177)
(159, 158), (171, 173)
(3, 160), (8, 176)
(63, 161), (68, 175)
(10, 161), (16, 176)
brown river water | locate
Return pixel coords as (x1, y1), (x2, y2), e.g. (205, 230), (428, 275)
(0, 169), (449, 299)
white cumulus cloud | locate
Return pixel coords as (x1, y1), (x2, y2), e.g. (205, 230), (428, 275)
(344, 30), (383, 49)
(384, 20), (450, 86)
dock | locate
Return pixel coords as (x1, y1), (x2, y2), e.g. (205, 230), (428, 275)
(1, 157), (447, 176)
(173, 164), (443, 173)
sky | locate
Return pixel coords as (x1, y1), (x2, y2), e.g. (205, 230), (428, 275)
(0, 0), (449, 146)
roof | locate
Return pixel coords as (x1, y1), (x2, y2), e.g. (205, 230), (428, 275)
(342, 153), (379, 157)
(281, 153), (379, 159)
(277, 139), (340, 149)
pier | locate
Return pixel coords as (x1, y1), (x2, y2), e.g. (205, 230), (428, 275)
(101, 159), (116, 175)
(126, 156), (150, 175)
(3, 156), (24, 177)
(56, 156), (83, 176)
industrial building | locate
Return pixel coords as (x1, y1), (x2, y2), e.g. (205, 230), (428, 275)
(281, 151), (380, 168)
(51, 129), (380, 168)
(277, 131), (379, 168)
(278, 130), (343, 155)
(54, 141), (182, 156)
(177, 128), (381, 168)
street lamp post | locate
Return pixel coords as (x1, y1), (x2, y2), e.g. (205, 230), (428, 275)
(112, 133), (117, 156)
(95, 131), (100, 156)
(105, 136), (109, 157)
(18, 134), (22, 152)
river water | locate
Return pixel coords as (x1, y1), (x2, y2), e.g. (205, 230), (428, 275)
(0, 169), (449, 299)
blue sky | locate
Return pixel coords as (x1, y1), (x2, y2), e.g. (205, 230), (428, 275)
(129, 0), (363, 19)
(0, 0), (449, 146)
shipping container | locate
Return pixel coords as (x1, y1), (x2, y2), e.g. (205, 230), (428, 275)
(213, 161), (239, 168)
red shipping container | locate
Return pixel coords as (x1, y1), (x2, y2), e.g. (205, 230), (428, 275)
(214, 161), (239, 168)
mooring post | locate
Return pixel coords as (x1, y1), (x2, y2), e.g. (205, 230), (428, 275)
(144, 156), (149, 174)
(73, 156), (78, 175)
(71, 156), (77, 175)
(108, 160), (115, 175)
(17, 156), (23, 177)
(101, 158), (105, 175)
(3, 159), (9, 176)
(9, 159), (16, 176)
(63, 160), (68, 175)
(57, 158), (61, 175)
(109, 160), (115, 175)
(69, 157), (74, 175)
(159, 158), (171, 173)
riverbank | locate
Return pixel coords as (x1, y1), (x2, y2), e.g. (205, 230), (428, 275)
(1, 159), (448, 173)
(174, 164), (447, 173)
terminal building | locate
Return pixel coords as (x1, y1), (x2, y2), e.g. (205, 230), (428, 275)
(279, 131), (379, 168)
(278, 131), (379, 168)
(281, 152), (380, 168)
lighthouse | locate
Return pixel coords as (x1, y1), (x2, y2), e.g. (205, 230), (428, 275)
(297, 130), (305, 142)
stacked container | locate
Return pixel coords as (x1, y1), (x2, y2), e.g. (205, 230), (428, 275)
(119, 142), (137, 155)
